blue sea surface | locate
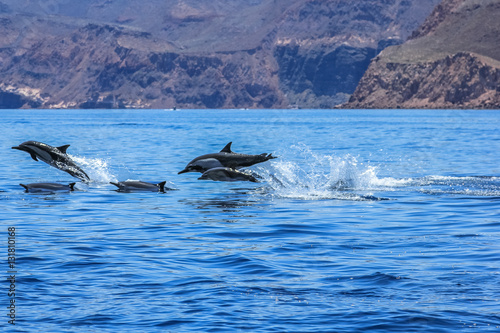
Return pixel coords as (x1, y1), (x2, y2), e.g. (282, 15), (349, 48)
(1, 109), (499, 332)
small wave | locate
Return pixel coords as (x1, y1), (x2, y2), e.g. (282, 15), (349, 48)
(408, 176), (500, 197)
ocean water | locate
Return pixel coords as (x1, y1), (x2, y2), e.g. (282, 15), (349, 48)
(1, 109), (499, 332)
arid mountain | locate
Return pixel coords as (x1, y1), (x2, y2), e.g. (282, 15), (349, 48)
(346, 0), (500, 109)
(0, 0), (440, 109)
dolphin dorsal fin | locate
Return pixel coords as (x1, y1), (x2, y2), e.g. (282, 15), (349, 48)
(220, 142), (233, 153)
(156, 181), (167, 192)
(57, 145), (70, 154)
(69, 183), (76, 191)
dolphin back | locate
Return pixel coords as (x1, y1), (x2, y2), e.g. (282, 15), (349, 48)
(19, 182), (76, 193)
(111, 181), (169, 192)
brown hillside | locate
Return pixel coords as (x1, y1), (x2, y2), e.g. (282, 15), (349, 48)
(346, 0), (500, 109)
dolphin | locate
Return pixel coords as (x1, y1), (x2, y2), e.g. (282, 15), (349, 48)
(110, 181), (171, 192)
(198, 167), (259, 182)
(178, 142), (276, 174)
(20, 182), (76, 193)
(12, 141), (90, 182)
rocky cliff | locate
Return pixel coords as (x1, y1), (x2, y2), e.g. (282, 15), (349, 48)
(346, 0), (500, 109)
(0, 0), (440, 109)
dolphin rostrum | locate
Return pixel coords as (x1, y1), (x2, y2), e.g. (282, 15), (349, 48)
(12, 141), (90, 182)
(178, 142), (276, 174)
(198, 167), (259, 182)
(110, 181), (171, 192)
(20, 182), (76, 193)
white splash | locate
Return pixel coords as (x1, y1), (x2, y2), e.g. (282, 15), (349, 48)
(253, 144), (388, 200)
(69, 155), (118, 184)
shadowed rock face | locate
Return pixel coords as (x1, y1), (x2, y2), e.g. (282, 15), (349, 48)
(275, 44), (380, 108)
(346, 0), (500, 109)
(0, 0), (439, 109)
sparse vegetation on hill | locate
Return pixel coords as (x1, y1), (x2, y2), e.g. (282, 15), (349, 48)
(346, 0), (500, 109)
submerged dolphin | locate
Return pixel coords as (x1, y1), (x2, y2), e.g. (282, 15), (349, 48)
(20, 182), (76, 193)
(110, 181), (171, 192)
(178, 142), (276, 174)
(198, 167), (259, 182)
(12, 141), (90, 182)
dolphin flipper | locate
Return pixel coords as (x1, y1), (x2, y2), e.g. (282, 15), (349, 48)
(246, 174), (259, 183)
(30, 153), (39, 161)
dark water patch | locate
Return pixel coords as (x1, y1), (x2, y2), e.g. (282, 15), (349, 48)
(213, 231), (275, 239)
(155, 319), (196, 327)
(321, 272), (410, 287)
(358, 312), (459, 333)
(66, 245), (107, 252)
(181, 197), (259, 211)
(116, 282), (165, 290)
(16, 276), (45, 284)
(17, 256), (47, 263)
(58, 260), (111, 270)
(114, 122), (145, 126)
(453, 234), (481, 238)
(354, 272), (410, 285)
(69, 314), (117, 326)
(171, 276), (224, 288)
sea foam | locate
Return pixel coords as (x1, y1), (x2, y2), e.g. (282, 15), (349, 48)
(253, 144), (386, 200)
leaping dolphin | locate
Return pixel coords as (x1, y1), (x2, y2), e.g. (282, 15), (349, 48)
(12, 141), (90, 182)
(178, 142), (276, 174)
(198, 167), (259, 182)
(20, 182), (76, 193)
(110, 181), (171, 192)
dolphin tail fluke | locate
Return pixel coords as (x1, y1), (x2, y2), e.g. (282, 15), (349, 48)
(260, 153), (277, 161)
(20, 184), (28, 191)
(267, 153), (277, 160)
(110, 182), (121, 189)
(156, 181), (167, 192)
(69, 183), (76, 191)
(220, 142), (233, 153)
